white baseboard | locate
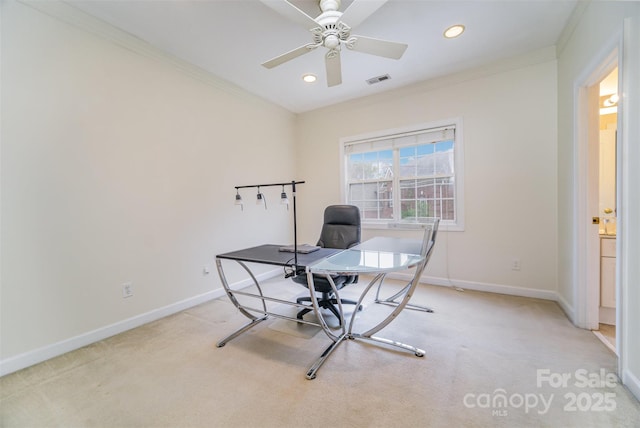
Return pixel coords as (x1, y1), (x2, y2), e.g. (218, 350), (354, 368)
(622, 367), (640, 403)
(0, 269), (281, 377)
(555, 292), (576, 323)
(384, 272), (559, 301)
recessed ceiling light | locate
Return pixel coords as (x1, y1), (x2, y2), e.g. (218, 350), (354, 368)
(302, 74), (317, 83)
(444, 24), (465, 39)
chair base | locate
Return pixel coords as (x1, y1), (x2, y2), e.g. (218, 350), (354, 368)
(296, 292), (362, 325)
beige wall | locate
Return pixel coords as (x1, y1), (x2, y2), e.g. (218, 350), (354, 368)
(1, 1), (296, 364)
(296, 52), (558, 297)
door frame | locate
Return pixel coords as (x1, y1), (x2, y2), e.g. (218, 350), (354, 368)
(574, 45), (619, 333)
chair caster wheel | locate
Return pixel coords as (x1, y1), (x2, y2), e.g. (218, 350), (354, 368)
(415, 352), (424, 357)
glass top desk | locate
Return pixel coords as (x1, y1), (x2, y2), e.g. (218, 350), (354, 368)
(215, 241), (426, 380)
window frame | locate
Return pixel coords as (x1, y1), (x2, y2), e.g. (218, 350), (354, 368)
(340, 118), (465, 231)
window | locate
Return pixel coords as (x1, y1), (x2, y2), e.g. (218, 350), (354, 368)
(342, 120), (464, 230)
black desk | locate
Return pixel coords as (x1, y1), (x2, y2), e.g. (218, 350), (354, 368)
(217, 244), (340, 268)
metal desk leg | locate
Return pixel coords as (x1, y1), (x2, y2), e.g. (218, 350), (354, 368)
(306, 334), (348, 380)
(347, 267), (428, 357)
(215, 258), (269, 346)
(216, 315), (268, 348)
(304, 272), (347, 379)
(374, 276), (434, 313)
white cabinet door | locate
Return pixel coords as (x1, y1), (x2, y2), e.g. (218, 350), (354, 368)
(600, 255), (616, 308)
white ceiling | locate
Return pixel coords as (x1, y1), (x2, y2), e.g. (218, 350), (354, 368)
(67, 0), (578, 113)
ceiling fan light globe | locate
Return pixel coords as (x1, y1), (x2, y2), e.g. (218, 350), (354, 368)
(324, 34), (340, 50)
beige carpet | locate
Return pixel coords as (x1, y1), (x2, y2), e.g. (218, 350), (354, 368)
(1, 276), (639, 427)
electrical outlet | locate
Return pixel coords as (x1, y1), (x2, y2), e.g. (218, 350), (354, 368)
(203, 266), (211, 275)
(122, 282), (134, 298)
(511, 258), (521, 271)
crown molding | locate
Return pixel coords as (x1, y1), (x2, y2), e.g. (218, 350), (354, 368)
(556, 0), (591, 56)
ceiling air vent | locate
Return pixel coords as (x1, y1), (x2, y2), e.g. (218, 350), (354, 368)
(366, 74), (391, 85)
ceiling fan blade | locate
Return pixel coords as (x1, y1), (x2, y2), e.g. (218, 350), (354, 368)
(338, 0), (387, 29)
(260, 0), (320, 31)
(346, 35), (408, 60)
(325, 50), (342, 87)
(262, 44), (318, 69)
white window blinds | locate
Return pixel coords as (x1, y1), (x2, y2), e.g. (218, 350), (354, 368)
(344, 126), (455, 154)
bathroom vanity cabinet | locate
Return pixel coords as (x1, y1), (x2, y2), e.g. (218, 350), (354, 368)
(600, 236), (616, 325)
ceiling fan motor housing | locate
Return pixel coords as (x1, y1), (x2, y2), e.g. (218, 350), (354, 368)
(315, 10), (350, 50)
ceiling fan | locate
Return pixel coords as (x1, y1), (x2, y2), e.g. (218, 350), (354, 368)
(261, 0), (408, 87)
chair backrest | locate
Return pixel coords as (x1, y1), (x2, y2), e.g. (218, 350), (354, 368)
(316, 205), (361, 249)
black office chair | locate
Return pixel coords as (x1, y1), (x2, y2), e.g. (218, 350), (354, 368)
(293, 205), (362, 324)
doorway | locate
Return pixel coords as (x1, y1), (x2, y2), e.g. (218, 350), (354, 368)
(573, 47), (619, 353)
(593, 67), (618, 353)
